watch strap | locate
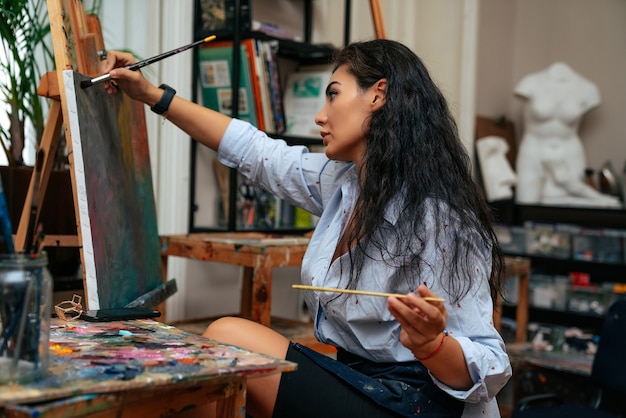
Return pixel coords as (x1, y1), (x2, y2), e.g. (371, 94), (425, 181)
(151, 84), (176, 115)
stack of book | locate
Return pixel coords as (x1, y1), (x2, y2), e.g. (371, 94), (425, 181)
(198, 39), (285, 134)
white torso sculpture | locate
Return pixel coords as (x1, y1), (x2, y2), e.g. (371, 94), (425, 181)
(514, 62), (620, 207)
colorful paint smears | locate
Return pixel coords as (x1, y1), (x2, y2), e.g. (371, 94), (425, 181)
(0, 319), (295, 405)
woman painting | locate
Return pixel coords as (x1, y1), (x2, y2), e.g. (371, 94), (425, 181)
(103, 39), (511, 417)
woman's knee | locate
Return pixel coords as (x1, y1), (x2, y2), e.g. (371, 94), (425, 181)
(203, 317), (286, 418)
(203, 316), (290, 359)
(203, 316), (242, 340)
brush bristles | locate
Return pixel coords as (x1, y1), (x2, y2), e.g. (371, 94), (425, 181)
(80, 80), (93, 89)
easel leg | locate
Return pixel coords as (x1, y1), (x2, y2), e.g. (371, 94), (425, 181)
(15, 98), (63, 252)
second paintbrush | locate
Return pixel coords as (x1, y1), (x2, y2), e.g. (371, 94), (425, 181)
(81, 35), (217, 89)
(292, 285), (445, 302)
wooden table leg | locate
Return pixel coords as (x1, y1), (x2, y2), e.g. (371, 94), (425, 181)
(240, 267), (253, 319)
(515, 267), (529, 343)
(216, 377), (247, 418)
(494, 257), (531, 343)
(250, 256), (273, 326)
(241, 258), (274, 326)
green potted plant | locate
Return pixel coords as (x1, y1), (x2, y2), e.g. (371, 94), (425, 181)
(0, 0), (54, 167)
(0, 0), (78, 276)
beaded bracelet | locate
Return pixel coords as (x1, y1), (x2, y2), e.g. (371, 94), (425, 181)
(416, 329), (449, 361)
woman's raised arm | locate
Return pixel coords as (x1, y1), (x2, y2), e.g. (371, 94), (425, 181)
(101, 50), (232, 151)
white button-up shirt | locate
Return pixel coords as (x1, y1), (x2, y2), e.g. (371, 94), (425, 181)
(218, 119), (511, 417)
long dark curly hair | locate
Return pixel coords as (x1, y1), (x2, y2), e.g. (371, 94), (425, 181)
(333, 39), (503, 305)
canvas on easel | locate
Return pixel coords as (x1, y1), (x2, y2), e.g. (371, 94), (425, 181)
(62, 70), (162, 309)
(15, 0), (167, 310)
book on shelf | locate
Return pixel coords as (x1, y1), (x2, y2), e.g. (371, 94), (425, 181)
(242, 39), (267, 130)
(198, 40), (260, 127)
(252, 39), (274, 133)
(283, 69), (332, 138)
(257, 40), (286, 134)
(245, 39), (286, 135)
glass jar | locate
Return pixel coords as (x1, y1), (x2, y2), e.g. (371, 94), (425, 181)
(0, 252), (52, 384)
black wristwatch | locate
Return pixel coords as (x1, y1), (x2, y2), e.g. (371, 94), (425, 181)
(151, 84), (176, 115)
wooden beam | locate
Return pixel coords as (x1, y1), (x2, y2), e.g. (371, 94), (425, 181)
(369, 0), (386, 39)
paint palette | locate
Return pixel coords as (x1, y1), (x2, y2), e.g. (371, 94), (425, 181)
(0, 319), (295, 404)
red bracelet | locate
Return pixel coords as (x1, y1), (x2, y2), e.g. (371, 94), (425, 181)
(416, 329), (449, 361)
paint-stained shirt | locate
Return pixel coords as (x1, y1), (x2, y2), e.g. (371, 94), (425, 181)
(218, 118), (512, 417)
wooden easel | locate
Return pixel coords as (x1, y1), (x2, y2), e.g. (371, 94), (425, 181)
(13, 1), (168, 312)
(15, 0), (104, 255)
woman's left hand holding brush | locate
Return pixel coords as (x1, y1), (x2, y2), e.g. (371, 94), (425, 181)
(387, 284), (474, 390)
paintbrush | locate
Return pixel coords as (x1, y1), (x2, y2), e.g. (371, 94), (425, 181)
(80, 35), (217, 88)
(292, 285), (445, 302)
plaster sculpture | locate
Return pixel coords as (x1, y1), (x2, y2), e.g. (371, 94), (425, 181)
(514, 62), (621, 208)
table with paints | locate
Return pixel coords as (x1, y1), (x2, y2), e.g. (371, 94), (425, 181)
(0, 318), (295, 418)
